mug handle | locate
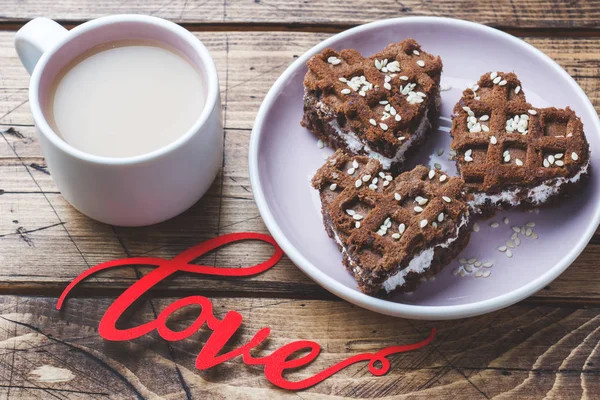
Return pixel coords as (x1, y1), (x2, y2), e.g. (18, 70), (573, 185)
(14, 18), (69, 75)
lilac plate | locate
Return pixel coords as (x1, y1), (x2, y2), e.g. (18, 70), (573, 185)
(249, 17), (600, 320)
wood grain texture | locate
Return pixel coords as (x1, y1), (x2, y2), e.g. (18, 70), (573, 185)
(1, 31), (600, 302)
(0, 295), (597, 399)
(1, 0), (600, 30)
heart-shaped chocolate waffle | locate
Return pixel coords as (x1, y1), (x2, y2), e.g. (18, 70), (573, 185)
(451, 72), (590, 214)
(312, 150), (471, 295)
(302, 39), (442, 171)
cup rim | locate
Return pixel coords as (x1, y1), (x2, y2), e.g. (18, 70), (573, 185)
(28, 14), (219, 165)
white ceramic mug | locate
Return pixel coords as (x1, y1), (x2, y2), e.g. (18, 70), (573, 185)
(14, 15), (222, 226)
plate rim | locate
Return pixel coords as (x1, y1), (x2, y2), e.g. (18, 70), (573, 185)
(248, 16), (600, 320)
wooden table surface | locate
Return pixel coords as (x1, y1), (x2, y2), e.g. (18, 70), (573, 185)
(1, 1), (600, 398)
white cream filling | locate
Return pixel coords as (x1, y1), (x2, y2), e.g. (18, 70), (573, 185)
(315, 101), (433, 170)
(469, 160), (590, 212)
(331, 213), (469, 293)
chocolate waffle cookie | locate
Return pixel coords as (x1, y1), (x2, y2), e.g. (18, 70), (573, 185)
(302, 39), (442, 171)
(312, 150), (471, 295)
(451, 72), (590, 214)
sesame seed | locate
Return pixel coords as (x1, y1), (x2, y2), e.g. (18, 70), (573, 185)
(507, 240), (515, 248)
(369, 184), (377, 190)
(383, 181), (390, 187)
(490, 221), (499, 228)
(428, 170), (435, 179)
(465, 149), (473, 157)
(525, 228), (532, 236)
(346, 209), (355, 216)
(353, 214), (363, 220)
(459, 258), (468, 263)
(479, 115), (489, 121)
(437, 148), (444, 156)
(512, 226), (520, 233)
(413, 49), (420, 55)
(490, 136), (497, 144)
(482, 271), (491, 278)
(373, 178), (378, 184)
(442, 196), (452, 203)
(515, 238), (521, 246)
(414, 206), (424, 213)
(394, 193), (401, 201)
(572, 152), (579, 161)
(380, 123), (388, 131)
(362, 174), (371, 182)
(347, 168), (355, 175)
(399, 223), (406, 233)
(464, 265), (473, 273)
(416, 60), (425, 67)
(327, 56), (341, 65)
(355, 221), (361, 228)
(483, 262), (493, 268)
(532, 232), (539, 239)
(511, 232), (518, 240)
(467, 258), (477, 264)
(395, 114), (402, 122)
(434, 163), (442, 170)
(515, 86), (521, 94)
(555, 160), (564, 166)
(528, 109), (537, 115)
(352, 160), (359, 168)
(341, 88), (351, 94)
(369, 119), (376, 126)
(493, 76), (501, 84)
(498, 246), (507, 252)
(548, 155), (555, 164)
(384, 82), (392, 90)
(338, 77), (347, 82)
(515, 158), (523, 166)
(475, 270), (483, 277)
(499, 80), (507, 86)
(329, 183), (337, 191)
(490, 72), (498, 79)
(392, 233), (401, 239)
(419, 219), (428, 228)
(506, 249), (513, 258)
(473, 223), (480, 232)
(440, 175), (447, 182)
(358, 91), (366, 97)
(385, 175), (393, 181)
(555, 153), (563, 159)
(399, 76), (409, 81)
(543, 159), (550, 168)
(438, 213), (444, 222)
(355, 179), (362, 188)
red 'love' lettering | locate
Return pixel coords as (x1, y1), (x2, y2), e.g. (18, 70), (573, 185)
(57, 232), (435, 390)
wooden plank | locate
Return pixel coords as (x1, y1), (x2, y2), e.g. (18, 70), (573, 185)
(1, 31), (600, 302)
(2, 33), (600, 130)
(1, 0), (600, 30)
(0, 295), (597, 398)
